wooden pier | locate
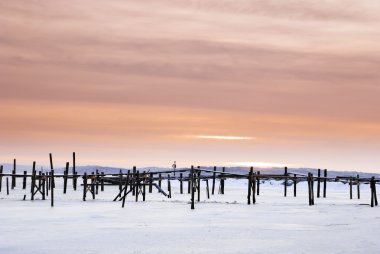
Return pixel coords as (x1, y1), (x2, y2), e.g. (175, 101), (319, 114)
(0, 153), (379, 209)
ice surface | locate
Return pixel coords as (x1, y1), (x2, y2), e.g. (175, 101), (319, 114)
(0, 179), (379, 254)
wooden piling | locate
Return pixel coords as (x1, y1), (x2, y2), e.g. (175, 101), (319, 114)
(252, 172), (256, 204)
(349, 177), (353, 200)
(31, 168), (36, 200)
(63, 162), (69, 194)
(323, 169), (327, 198)
(247, 168), (252, 205)
(197, 170), (201, 202)
(317, 169), (321, 198)
(135, 170), (140, 202)
(221, 167), (225, 194)
(158, 173), (162, 188)
(95, 170), (99, 195)
(168, 174), (172, 199)
(143, 171), (146, 201)
(83, 173), (87, 201)
(188, 173), (191, 194)
(212, 166), (216, 195)
(121, 172), (130, 208)
(51, 170), (54, 207)
(356, 174), (360, 199)
(42, 173), (46, 200)
(11, 159), (16, 189)
(206, 179), (210, 199)
(190, 166), (195, 210)
(6, 177), (9, 195)
(149, 173), (153, 193)
(0, 165), (3, 192)
(100, 172), (104, 192)
(293, 175), (297, 197)
(284, 167), (288, 197)
(180, 173), (183, 194)
(257, 171), (260, 196)
(23, 171), (27, 189)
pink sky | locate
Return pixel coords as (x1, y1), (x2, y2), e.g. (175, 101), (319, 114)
(1, 1), (380, 171)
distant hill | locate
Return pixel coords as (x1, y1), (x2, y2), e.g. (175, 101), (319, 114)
(1, 163), (380, 178)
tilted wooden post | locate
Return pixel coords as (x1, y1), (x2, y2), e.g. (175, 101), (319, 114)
(122, 172), (130, 208)
(206, 179), (210, 199)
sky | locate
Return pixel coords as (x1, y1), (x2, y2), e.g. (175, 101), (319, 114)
(1, 0), (380, 172)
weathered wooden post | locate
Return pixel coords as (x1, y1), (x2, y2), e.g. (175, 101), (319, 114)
(197, 168), (201, 202)
(31, 162), (36, 195)
(206, 179), (210, 199)
(257, 171), (260, 196)
(311, 173), (315, 205)
(135, 170), (140, 202)
(90, 172), (95, 200)
(45, 173), (49, 197)
(221, 167), (225, 194)
(100, 172), (104, 192)
(212, 166), (216, 195)
(158, 173), (162, 188)
(23, 171), (27, 189)
(31, 167), (36, 200)
(370, 177), (378, 207)
(168, 174), (172, 199)
(42, 173), (46, 200)
(307, 173), (312, 206)
(349, 177), (353, 200)
(0, 165), (3, 192)
(247, 168), (252, 205)
(149, 173), (153, 193)
(63, 162), (69, 194)
(83, 173), (87, 201)
(191, 166), (195, 210)
(188, 172), (191, 194)
(6, 177), (9, 195)
(284, 167), (288, 197)
(142, 171), (146, 201)
(119, 169), (123, 193)
(51, 170), (54, 207)
(72, 152), (76, 189)
(12, 159), (16, 189)
(252, 172), (256, 204)
(95, 169), (99, 195)
(323, 169), (327, 198)
(356, 174), (360, 199)
(122, 172), (130, 208)
(317, 169), (321, 198)
(49, 154), (55, 189)
(180, 173), (183, 194)
(293, 175), (297, 197)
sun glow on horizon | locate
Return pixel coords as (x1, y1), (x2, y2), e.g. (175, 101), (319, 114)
(194, 135), (255, 141)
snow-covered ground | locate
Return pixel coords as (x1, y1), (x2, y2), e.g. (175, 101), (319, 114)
(0, 179), (379, 254)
